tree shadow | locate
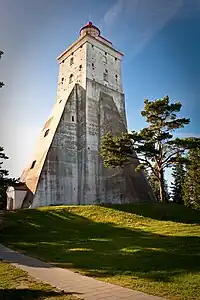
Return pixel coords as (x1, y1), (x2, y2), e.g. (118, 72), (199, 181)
(102, 203), (200, 224)
(1, 208), (200, 284)
(0, 288), (79, 299)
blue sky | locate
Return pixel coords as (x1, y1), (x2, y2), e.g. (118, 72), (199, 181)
(0, 0), (200, 182)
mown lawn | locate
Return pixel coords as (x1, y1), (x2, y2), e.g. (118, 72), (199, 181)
(1, 203), (200, 300)
(0, 260), (78, 300)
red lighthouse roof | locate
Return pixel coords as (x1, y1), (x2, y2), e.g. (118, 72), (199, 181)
(80, 21), (101, 36)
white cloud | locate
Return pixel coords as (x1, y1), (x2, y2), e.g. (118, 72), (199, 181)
(128, 0), (183, 57)
(103, 0), (123, 26)
(102, 0), (183, 58)
(102, 0), (140, 27)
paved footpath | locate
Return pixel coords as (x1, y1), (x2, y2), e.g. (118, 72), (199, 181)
(0, 244), (165, 300)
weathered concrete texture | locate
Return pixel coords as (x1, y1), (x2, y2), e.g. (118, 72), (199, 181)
(20, 82), (154, 207)
(85, 80), (154, 204)
(33, 84), (87, 207)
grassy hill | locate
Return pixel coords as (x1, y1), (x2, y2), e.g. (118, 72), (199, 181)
(1, 203), (200, 300)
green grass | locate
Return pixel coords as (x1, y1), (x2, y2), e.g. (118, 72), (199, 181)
(1, 203), (200, 300)
(0, 260), (78, 299)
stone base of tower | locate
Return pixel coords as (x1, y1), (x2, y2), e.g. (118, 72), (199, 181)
(19, 84), (155, 209)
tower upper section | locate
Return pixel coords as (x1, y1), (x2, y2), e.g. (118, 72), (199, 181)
(56, 22), (123, 98)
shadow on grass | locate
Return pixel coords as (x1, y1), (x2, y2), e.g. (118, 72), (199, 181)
(102, 203), (200, 224)
(1, 208), (200, 284)
(0, 289), (76, 300)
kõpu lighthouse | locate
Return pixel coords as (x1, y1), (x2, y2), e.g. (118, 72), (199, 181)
(15, 22), (155, 208)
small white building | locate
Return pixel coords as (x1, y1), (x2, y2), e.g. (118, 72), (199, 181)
(6, 183), (29, 210)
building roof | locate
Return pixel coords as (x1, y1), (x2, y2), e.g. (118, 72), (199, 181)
(11, 182), (28, 191)
(80, 21), (101, 36)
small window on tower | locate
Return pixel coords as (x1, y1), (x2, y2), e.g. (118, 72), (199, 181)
(70, 57), (74, 65)
(115, 57), (117, 62)
(72, 116), (74, 122)
(69, 74), (73, 83)
(115, 74), (118, 79)
(103, 73), (108, 82)
(103, 56), (107, 64)
(79, 65), (82, 71)
(92, 63), (94, 67)
(44, 129), (49, 137)
(61, 77), (64, 82)
(105, 69), (108, 73)
(105, 52), (107, 55)
(30, 160), (36, 169)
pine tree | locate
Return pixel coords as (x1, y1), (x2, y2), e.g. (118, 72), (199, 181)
(101, 96), (200, 202)
(0, 147), (9, 209)
(183, 148), (200, 209)
(147, 171), (170, 202)
(0, 50), (18, 209)
(0, 147), (19, 209)
(164, 180), (170, 202)
(147, 171), (160, 201)
(171, 154), (185, 204)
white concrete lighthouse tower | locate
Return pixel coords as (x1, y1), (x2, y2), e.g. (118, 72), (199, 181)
(18, 22), (154, 208)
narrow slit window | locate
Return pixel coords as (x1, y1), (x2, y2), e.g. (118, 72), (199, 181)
(70, 57), (74, 65)
(72, 116), (74, 122)
(44, 129), (49, 137)
(79, 65), (82, 71)
(30, 160), (36, 169)
(103, 56), (107, 64)
(69, 74), (73, 83)
(115, 57), (117, 61)
(105, 52), (107, 55)
(105, 69), (108, 73)
(103, 73), (108, 82)
(61, 77), (64, 82)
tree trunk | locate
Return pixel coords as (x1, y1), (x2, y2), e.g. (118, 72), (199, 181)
(158, 169), (166, 203)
